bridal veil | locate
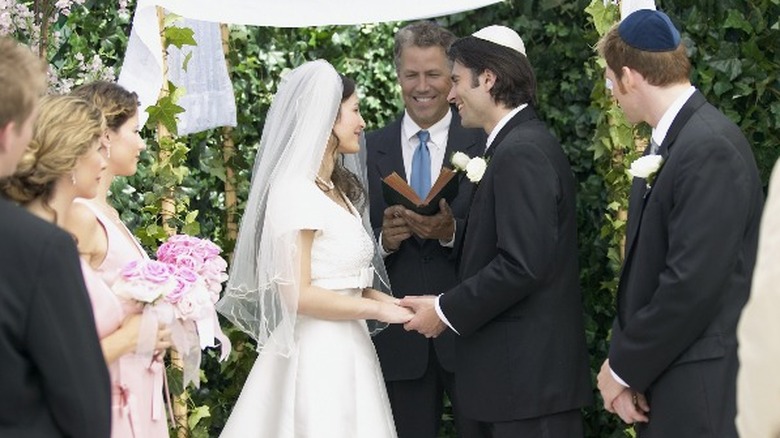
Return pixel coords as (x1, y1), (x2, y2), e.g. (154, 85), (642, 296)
(217, 60), (391, 356)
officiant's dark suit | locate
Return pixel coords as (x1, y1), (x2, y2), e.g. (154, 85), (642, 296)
(0, 198), (112, 437)
(596, 10), (764, 437)
(434, 30), (592, 436)
(367, 107), (484, 435)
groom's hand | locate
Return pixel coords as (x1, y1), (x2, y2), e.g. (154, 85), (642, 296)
(403, 199), (454, 241)
(597, 359), (629, 413)
(399, 295), (445, 338)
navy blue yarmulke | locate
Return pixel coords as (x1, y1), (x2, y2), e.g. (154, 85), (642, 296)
(619, 9), (681, 52)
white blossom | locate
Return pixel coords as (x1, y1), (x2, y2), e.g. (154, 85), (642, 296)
(451, 151), (470, 171)
(465, 157), (488, 183)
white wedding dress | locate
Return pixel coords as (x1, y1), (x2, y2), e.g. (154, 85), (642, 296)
(220, 183), (397, 438)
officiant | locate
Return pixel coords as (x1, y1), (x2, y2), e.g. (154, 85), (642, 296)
(365, 20), (485, 438)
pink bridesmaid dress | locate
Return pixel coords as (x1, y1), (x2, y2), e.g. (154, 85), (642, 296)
(80, 260), (134, 437)
(77, 199), (168, 438)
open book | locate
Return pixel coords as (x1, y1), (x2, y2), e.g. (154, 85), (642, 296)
(381, 167), (459, 216)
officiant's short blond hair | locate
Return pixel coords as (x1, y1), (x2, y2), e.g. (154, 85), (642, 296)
(0, 37), (47, 131)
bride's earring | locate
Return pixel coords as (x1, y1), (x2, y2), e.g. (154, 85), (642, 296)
(71, 172), (76, 185)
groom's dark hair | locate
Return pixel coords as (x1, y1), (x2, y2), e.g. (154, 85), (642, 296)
(448, 36), (537, 108)
(393, 21), (456, 71)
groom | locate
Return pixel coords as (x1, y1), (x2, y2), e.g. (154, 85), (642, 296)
(402, 26), (592, 436)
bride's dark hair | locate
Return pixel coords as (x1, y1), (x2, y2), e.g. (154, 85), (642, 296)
(331, 74), (366, 210)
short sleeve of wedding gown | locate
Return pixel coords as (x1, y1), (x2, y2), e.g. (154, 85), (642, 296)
(266, 180), (327, 235)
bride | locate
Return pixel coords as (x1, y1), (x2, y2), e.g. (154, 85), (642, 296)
(217, 60), (412, 437)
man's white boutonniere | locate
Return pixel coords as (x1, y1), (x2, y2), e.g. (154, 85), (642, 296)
(628, 154), (664, 188)
(451, 151), (488, 183)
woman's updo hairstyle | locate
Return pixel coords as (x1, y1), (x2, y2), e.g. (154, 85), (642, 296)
(1, 95), (105, 205)
(71, 81), (139, 131)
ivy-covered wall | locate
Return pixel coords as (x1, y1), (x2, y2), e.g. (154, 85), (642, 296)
(3, 0), (777, 436)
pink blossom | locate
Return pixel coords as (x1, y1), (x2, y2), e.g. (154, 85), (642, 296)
(120, 260), (143, 280)
(115, 260), (177, 303)
(173, 254), (198, 270)
(141, 260), (176, 284)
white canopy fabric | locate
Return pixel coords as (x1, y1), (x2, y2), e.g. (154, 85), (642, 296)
(118, 0), (502, 134)
(621, 0), (655, 18)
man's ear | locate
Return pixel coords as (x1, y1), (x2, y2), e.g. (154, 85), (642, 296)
(620, 66), (644, 93)
(481, 69), (496, 91)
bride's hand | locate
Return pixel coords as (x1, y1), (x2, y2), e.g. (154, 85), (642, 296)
(376, 302), (414, 324)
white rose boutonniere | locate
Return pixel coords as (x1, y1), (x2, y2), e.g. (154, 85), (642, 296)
(628, 154), (664, 188)
(451, 152), (488, 183)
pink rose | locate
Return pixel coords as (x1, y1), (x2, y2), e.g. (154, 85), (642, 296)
(173, 254), (198, 270)
(174, 286), (210, 320)
(175, 294), (196, 318)
(141, 260), (175, 284)
(166, 278), (188, 304)
(120, 260), (143, 280)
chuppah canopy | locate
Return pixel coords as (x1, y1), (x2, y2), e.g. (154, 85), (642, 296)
(118, 0), (503, 135)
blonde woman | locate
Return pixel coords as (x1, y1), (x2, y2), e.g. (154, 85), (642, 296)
(1, 94), (170, 438)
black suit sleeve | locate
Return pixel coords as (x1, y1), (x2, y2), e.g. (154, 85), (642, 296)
(442, 137), (562, 335)
(26, 232), (111, 437)
(610, 134), (755, 391)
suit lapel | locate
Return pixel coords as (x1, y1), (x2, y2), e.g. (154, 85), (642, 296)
(622, 91), (708, 267)
(485, 105), (539, 159)
(657, 91), (707, 156)
(374, 116), (406, 181)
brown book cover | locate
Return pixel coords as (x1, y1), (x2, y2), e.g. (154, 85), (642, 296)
(381, 167), (459, 216)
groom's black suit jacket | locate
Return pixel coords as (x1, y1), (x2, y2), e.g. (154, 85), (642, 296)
(0, 197), (111, 437)
(367, 109), (485, 381)
(439, 106), (592, 422)
(610, 91), (763, 437)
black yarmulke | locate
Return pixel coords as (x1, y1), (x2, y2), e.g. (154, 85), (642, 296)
(618, 9), (681, 52)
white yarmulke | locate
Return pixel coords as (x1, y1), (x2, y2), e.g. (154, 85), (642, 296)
(472, 25), (526, 55)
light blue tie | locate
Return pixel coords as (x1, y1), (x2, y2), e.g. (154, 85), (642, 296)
(411, 130), (431, 199)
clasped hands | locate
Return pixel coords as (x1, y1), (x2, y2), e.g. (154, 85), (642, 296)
(380, 201), (451, 338)
(597, 359), (650, 425)
(376, 295), (444, 338)
(379, 295), (446, 338)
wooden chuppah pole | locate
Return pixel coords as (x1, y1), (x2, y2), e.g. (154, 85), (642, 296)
(155, 6), (189, 438)
(220, 23), (239, 250)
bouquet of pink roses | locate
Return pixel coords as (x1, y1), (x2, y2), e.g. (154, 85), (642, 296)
(157, 234), (229, 304)
(113, 235), (231, 388)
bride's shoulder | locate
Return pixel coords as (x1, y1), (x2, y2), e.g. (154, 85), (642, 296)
(267, 179), (329, 226)
(269, 179), (322, 206)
